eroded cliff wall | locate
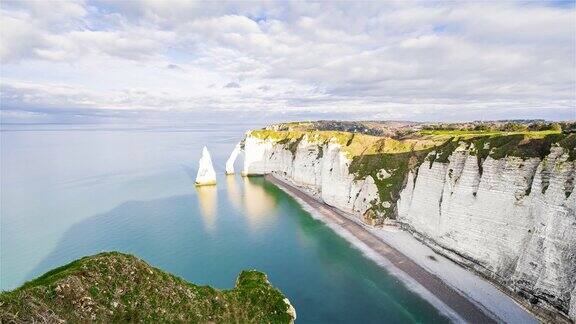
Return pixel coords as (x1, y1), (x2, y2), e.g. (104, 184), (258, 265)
(242, 130), (576, 321)
(398, 146), (576, 320)
(243, 134), (380, 223)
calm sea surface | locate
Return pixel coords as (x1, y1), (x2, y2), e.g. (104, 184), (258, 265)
(1, 123), (448, 323)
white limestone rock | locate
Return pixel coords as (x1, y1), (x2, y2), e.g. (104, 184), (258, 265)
(377, 169), (391, 180)
(195, 146), (217, 186)
(292, 136), (323, 187)
(570, 287), (576, 322)
(284, 298), (297, 323)
(243, 135), (293, 176)
(242, 133), (379, 222)
(398, 146), (576, 318)
(225, 143), (242, 174)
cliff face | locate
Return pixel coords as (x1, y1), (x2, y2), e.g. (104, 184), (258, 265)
(398, 146), (575, 319)
(242, 129), (576, 321)
(243, 134), (380, 223)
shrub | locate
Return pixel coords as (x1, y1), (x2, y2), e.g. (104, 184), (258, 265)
(549, 123), (562, 132)
(474, 124), (493, 131)
(502, 122), (528, 132)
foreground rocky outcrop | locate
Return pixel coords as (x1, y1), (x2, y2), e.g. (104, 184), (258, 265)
(240, 122), (575, 322)
(0, 252), (296, 323)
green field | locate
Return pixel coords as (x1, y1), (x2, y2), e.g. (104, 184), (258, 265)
(418, 129), (561, 140)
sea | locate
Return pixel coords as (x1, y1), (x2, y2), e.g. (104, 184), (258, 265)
(0, 122), (448, 323)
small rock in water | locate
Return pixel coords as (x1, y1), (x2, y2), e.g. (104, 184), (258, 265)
(225, 142), (241, 175)
(196, 146), (217, 186)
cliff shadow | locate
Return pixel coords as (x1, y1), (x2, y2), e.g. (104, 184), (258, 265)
(23, 176), (285, 288)
(22, 189), (253, 287)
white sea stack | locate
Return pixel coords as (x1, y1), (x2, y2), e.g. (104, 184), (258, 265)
(225, 143), (241, 174)
(195, 146), (217, 186)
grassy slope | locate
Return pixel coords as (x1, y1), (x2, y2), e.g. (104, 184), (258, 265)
(418, 129), (560, 139)
(0, 252), (294, 323)
(249, 128), (575, 219)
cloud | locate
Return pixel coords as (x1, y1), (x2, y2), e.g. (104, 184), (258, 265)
(1, 1), (574, 122)
(224, 82), (240, 88)
(165, 64), (183, 70)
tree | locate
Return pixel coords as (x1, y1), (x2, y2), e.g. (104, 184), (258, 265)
(549, 123), (562, 132)
(474, 124), (492, 131)
(502, 122), (527, 132)
(528, 122), (544, 131)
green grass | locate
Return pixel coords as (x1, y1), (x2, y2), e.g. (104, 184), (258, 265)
(427, 138), (461, 164)
(558, 134), (576, 161)
(419, 129), (561, 141)
(250, 129), (353, 147)
(465, 133), (572, 160)
(17, 257), (86, 290)
(0, 252), (294, 323)
(249, 129), (438, 158)
(348, 140), (437, 218)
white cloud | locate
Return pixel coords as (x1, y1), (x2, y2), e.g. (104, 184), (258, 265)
(0, 11), (43, 61)
(1, 1), (574, 122)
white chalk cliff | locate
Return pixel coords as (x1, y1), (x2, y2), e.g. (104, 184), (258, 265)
(225, 143), (242, 174)
(195, 146), (217, 186)
(397, 145), (576, 321)
(241, 131), (576, 322)
(243, 134), (380, 223)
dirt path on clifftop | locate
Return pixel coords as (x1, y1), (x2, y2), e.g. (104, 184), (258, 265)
(265, 175), (497, 324)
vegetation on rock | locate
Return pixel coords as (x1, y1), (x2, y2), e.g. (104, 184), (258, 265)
(248, 121), (575, 220)
(0, 252), (295, 323)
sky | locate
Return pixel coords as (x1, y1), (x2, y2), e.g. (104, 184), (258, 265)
(1, 0), (575, 124)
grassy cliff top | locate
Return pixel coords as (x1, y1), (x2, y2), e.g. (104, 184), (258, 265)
(263, 120), (419, 137)
(248, 128), (573, 160)
(0, 252), (295, 323)
(417, 129), (561, 140)
(247, 124), (574, 219)
(248, 129), (439, 158)
(261, 120), (575, 138)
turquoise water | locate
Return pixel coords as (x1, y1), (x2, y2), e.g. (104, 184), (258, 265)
(1, 123), (448, 323)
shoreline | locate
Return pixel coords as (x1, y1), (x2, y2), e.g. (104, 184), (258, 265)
(265, 174), (537, 324)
